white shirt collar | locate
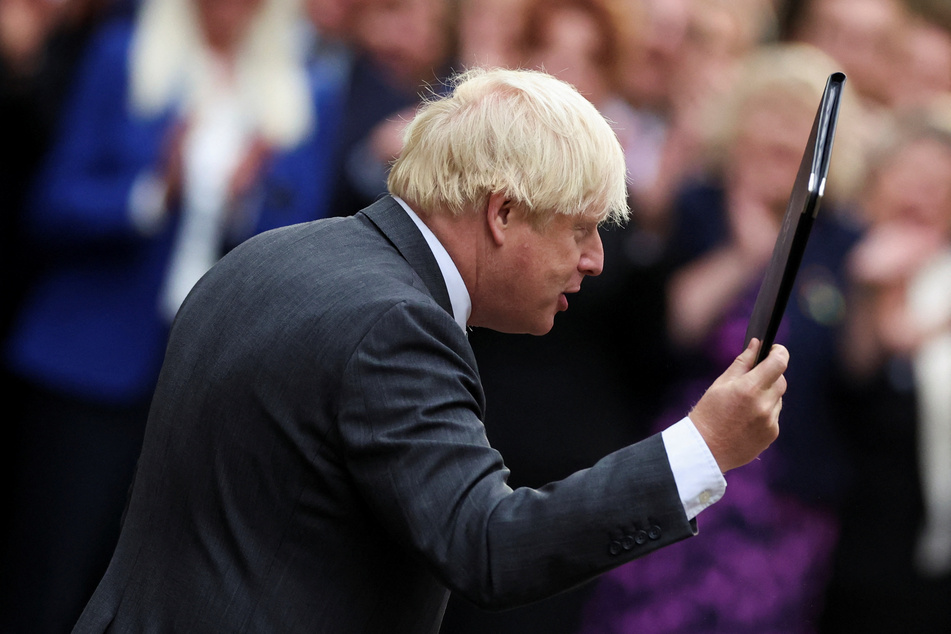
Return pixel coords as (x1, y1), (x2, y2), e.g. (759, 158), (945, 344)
(392, 196), (472, 332)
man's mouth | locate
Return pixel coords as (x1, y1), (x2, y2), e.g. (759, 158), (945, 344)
(559, 287), (580, 311)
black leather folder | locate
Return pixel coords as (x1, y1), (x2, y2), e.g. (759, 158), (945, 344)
(744, 72), (847, 365)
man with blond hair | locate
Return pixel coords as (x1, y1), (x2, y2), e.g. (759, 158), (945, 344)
(74, 68), (788, 633)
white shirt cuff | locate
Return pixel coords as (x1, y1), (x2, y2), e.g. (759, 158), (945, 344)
(661, 416), (727, 520)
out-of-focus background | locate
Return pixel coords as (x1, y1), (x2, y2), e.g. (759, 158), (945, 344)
(1, 0), (950, 632)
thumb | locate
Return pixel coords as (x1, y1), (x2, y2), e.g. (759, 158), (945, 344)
(721, 338), (760, 380)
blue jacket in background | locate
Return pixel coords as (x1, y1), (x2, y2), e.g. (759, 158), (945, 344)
(5, 18), (344, 404)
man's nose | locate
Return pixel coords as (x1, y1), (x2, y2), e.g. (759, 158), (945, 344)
(580, 230), (604, 276)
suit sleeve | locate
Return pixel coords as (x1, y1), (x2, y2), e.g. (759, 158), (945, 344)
(336, 299), (697, 610)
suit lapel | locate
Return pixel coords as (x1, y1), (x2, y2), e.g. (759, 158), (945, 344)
(360, 196), (454, 317)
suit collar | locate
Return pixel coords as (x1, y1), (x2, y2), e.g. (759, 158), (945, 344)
(360, 196), (454, 317)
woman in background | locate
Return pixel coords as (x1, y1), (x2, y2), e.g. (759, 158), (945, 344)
(579, 44), (866, 633)
(0, 0), (341, 630)
(821, 101), (951, 634)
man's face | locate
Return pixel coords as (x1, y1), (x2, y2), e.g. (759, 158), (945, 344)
(483, 206), (605, 335)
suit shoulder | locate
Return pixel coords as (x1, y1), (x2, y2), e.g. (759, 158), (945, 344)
(199, 214), (451, 337)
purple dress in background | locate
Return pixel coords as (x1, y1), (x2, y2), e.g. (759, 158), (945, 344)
(579, 297), (839, 634)
(578, 178), (861, 633)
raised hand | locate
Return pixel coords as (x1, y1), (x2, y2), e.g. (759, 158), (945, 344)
(689, 338), (788, 472)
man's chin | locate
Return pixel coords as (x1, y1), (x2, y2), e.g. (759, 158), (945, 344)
(474, 310), (557, 336)
(491, 319), (555, 336)
(528, 315), (557, 336)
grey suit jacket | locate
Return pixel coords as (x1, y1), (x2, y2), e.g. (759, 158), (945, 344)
(74, 197), (697, 634)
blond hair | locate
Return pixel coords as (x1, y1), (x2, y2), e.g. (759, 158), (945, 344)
(702, 43), (866, 204)
(129, 0), (312, 148)
(387, 67), (630, 226)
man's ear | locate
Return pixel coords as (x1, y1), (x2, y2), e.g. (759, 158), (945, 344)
(486, 192), (513, 246)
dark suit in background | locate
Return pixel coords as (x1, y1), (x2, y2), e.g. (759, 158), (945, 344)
(74, 197), (695, 633)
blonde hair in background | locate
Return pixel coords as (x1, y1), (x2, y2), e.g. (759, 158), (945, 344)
(701, 43), (867, 205)
(129, 0), (312, 148)
(866, 95), (951, 179)
(387, 67), (630, 226)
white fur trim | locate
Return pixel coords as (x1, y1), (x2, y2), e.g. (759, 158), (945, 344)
(129, 0), (312, 148)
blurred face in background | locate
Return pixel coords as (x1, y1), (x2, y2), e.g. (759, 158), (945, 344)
(306, 0), (372, 40)
(195, 0), (264, 53)
(458, 0), (524, 68)
(352, 0), (451, 86)
(523, 5), (611, 106)
(0, 0), (110, 71)
(727, 93), (815, 215)
(864, 136), (951, 235)
(618, 0), (689, 109)
(795, 0), (906, 107)
(668, 0), (768, 116)
(893, 19), (951, 109)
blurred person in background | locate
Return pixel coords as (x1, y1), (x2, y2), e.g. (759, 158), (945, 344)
(305, 0), (369, 47)
(616, 0), (688, 114)
(517, 0), (634, 110)
(0, 0), (341, 629)
(579, 44), (867, 633)
(820, 102), (951, 634)
(0, 0), (124, 334)
(908, 0), (951, 25)
(636, 0), (776, 235)
(616, 0), (776, 253)
(610, 0), (689, 238)
(302, 0), (372, 81)
(783, 0), (908, 123)
(325, 0), (456, 217)
(890, 12), (951, 111)
(457, 0), (524, 69)
(0, 0), (127, 545)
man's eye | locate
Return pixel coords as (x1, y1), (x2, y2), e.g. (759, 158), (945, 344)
(575, 224), (595, 238)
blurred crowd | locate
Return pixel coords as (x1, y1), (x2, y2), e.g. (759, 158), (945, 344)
(1, 0), (950, 632)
